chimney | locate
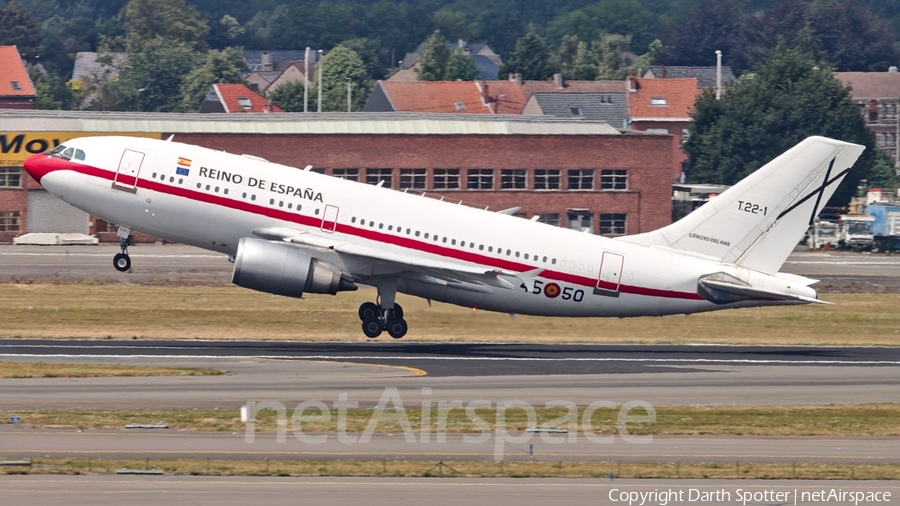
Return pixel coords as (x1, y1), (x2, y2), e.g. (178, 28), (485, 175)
(264, 101), (273, 113)
(627, 71), (638, 92)
(553, 73), (564, 89)
(890, 66), (899, 73)
(660, 67), (666, 79)
(261, 51), (273, 71)
(508, 72), (522, 85)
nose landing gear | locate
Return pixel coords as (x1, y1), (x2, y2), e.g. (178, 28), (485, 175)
(113, 235), (131, 272)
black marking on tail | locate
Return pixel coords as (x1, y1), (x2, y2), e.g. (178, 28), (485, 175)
(775, 157), (850, 225)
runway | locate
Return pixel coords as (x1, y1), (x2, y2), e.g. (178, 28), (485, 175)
(1, 476), (897, 506)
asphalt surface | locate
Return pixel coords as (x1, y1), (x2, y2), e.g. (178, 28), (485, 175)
(2, 339), (899, 376)
(1, 476), (897, 506)
(1, 244), (899, 292)
(2, 428), (897, 463)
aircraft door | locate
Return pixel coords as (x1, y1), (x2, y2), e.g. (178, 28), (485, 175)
(114, 149), (146, 191)
(321, 204), (339, 233)
(595, 251), (624, 297)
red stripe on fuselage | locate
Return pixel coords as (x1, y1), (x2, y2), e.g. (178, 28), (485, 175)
(36, 156), (704, 301)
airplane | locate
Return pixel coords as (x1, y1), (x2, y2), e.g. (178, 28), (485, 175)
(23, 135), (863, 339)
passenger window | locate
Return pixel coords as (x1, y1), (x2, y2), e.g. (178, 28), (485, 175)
(169, 177), (174, 183)
(415, 231), (420, 237)
(251, 195), (256, 201)
(479, 245), (484, 251)
(224, 188), (229, 195)
(215, 187), (220, 193)
(515, 252), (520, 258)
(506, 249), (511, 256)
(279, 201), (283, 207)
(543, 256), (547, 262)
(242, 192), (247, 198)
(451, 239), (456, 246)
(352, 217), (356, 223)
(206, 185), (211, 191)
(406, 228), (411, 234)
(388, 225), (393, 231)
(424, 233), (429, 239)
(152, 172), (157, 178)
(524, 254), (529, 260)
(315, 209), (320, 215)
(178, 178), (183, 184)
(379, 223), (384, 229)
(442, 237), (447, 243)
(197, 183), (201, 189)
(288, 203), (292, 209)
(269, 198), (274, 204)
(488, 246), (493, 252)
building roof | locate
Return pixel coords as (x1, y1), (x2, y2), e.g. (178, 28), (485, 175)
(521, 80), (626, 100)
(363, 80), (528, 114)
(526, 92), (627, 126)
(400, 41), (501, 80)
(629, 77), (699, 121)
(243, 50), (313, 71)
(201, 83), (283, 113)
(834, 71), (900, 98)
(0, 46), (36, 97)
(472, 55), (499, 80)
(0, 110), (626, 136)
(644, 66), (738, 88)
(71, 52), (126, 81)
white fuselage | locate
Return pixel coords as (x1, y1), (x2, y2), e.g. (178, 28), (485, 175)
(36, 136), (810, 317)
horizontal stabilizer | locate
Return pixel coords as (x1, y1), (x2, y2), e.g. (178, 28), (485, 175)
(699, 278), (831, 305)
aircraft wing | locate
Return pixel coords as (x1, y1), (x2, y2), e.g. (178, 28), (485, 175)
(252, 227), (516, 292)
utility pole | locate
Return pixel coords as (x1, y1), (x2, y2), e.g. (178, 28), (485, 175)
(317, 49), (324, 113)
(347, 78), (352, 112)
(716, 50), (723, 100)
(304, 47), (310, 113)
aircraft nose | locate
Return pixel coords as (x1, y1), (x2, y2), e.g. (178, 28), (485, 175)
(23, 153), (56, 185)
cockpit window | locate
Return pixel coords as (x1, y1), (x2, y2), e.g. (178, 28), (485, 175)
(48, 145), (67, 157)
(62, 148), (74, 159)
(74, 149), (85, 161)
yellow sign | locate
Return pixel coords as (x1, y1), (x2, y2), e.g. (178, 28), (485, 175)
(0, 132), (162, 166)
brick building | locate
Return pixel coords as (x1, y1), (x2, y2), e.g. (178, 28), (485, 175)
(0, 111), (672, 243)
(835, 70), (900, 164)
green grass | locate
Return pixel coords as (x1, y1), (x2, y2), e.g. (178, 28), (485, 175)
(0, 361), (224, 378)
(1, 284), (899, 345)
(2, 458), (898, 480)
(4, 404), (899, 436)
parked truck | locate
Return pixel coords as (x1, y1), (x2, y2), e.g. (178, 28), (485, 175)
(865, 203), (900, 251)
(809, 220), (839, 249)
(838, 214), (875, 251)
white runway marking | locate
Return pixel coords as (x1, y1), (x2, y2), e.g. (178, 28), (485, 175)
(1, 352), (898, 366)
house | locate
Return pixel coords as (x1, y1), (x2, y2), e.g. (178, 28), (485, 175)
(627, 76), (701, 181)
(198, 83), (283, 113)
(362, 80), (527, 114)
(0, 46), (36, 109)
(522, 93), (628, 127)
(247, 61), (312, 94)
(835, 69), (900, 165)
(71, 51), (127, 109)
(644, 65), (737, 89)
(243, 50), (315, 72)
(391, 39), (503, 81)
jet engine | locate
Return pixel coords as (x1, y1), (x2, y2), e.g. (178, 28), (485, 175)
(232, 237), (357, 297)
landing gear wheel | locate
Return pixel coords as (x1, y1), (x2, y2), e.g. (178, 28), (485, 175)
(113, 253), (131, 272)
(392, 304), (404, 319)
(358, 302), (379, 322)
(386, 318), (408, 339)
(362, 318), (383, 338)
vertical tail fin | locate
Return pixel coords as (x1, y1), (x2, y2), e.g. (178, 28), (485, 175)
(619, 136), (865, 273)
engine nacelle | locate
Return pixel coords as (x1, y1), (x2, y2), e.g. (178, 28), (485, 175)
(232, 237), (357, 297)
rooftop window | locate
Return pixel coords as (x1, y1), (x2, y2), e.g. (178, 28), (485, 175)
(237, 97), (252, 109)
(10, 81), (21, 91)
(650, 97), (667, 106)
(569, 107), (582, 116)
(454, 102), (465, 111)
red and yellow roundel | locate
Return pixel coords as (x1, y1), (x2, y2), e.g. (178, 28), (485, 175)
(544, 283), (561, 298)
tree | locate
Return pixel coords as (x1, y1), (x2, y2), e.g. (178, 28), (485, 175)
(806, 0), (900, 71)
(684, 51), (890, 207)
(544, 0), (662, 53)
(446, 48), (478, 81)
(417, 30), (451, 81)
(310, 45), (371, 112)
(655, 0), (757, 73)
(267, 80), (306, 112)
(594, 33), (633, 80)
(498, 27), (553, 81)
(123, 0), (209, 52)
(0, 0), (42, 61)
(117, 37), (201, 111)
(180, 47), (248, 111)
(27, 64), (74, 110)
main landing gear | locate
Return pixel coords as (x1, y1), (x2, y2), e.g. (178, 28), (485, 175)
(359, 278), (407, 339)
(113, 236), (131, 272)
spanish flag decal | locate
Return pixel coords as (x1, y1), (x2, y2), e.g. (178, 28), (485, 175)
(177, 157), (192, 167)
